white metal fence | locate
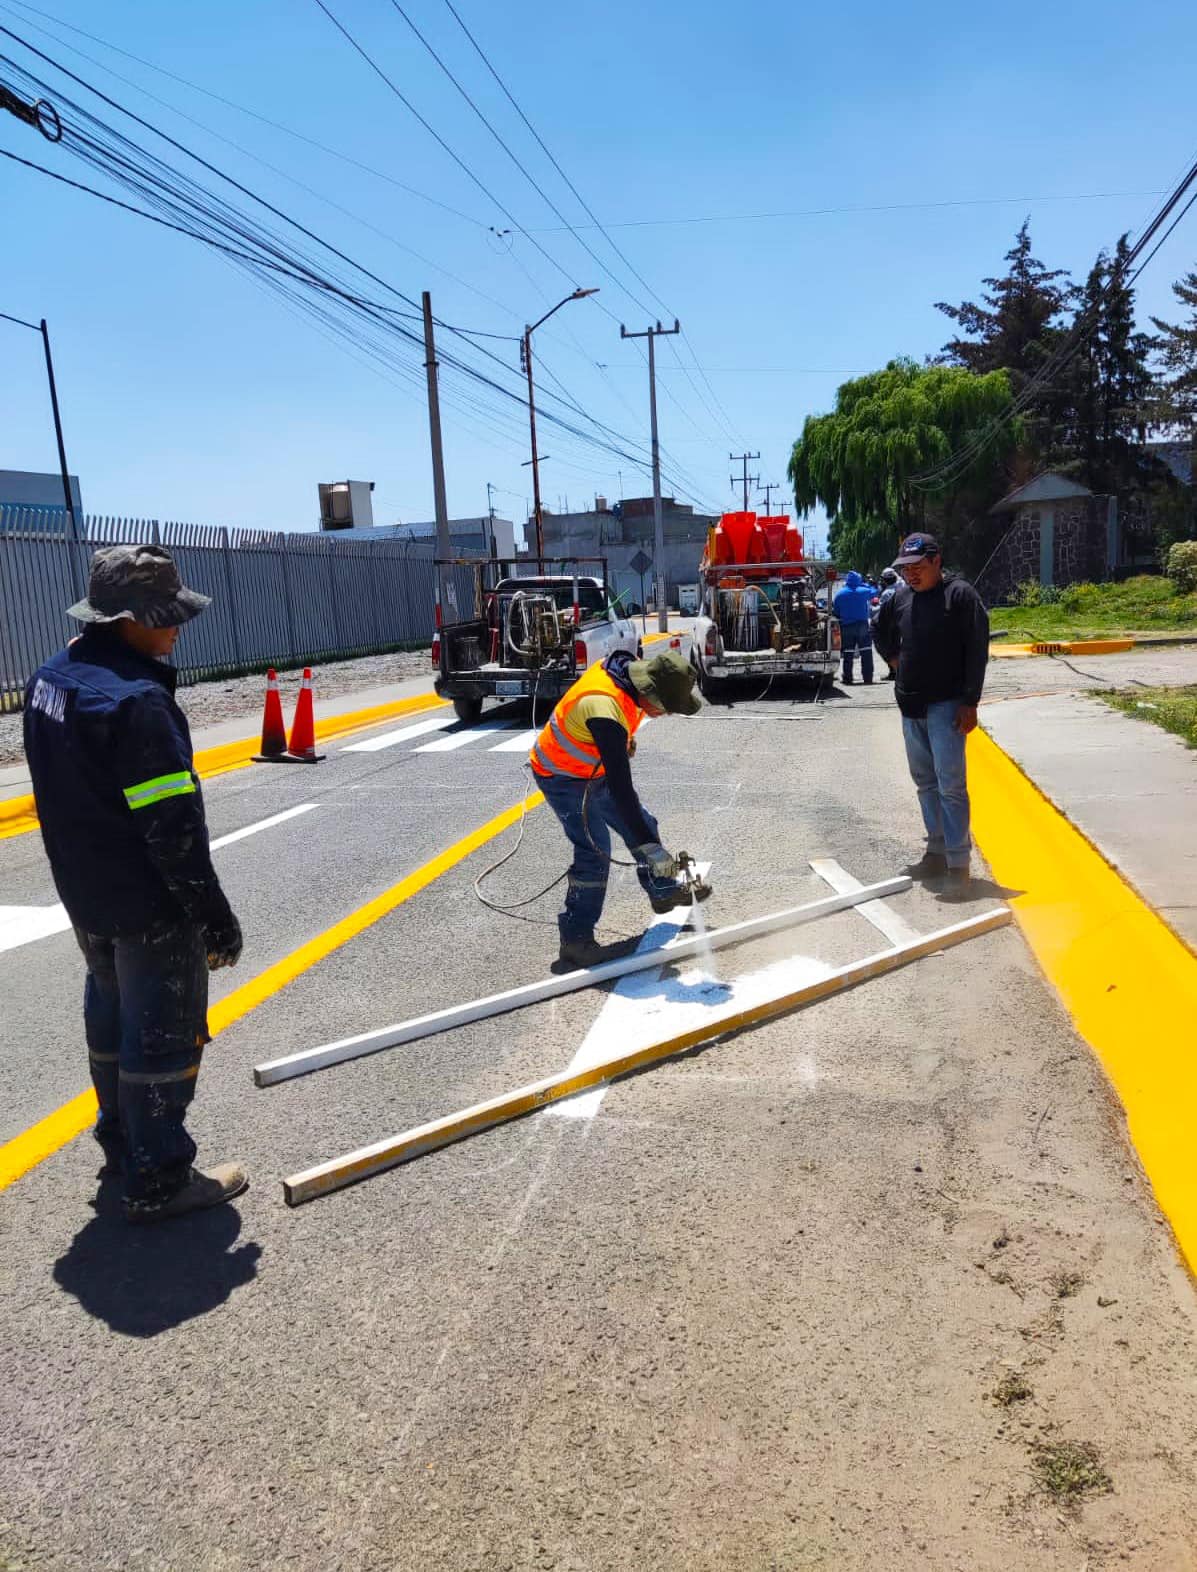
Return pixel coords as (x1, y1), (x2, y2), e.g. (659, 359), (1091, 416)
(0, 509), (475, 709)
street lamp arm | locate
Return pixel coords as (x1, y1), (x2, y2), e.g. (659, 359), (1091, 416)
(527, 286), (599, 337)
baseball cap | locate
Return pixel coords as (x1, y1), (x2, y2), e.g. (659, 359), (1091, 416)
(67, 544), (212, 628)
(892, 533), (941, 566)
(627, 649), (702, 715)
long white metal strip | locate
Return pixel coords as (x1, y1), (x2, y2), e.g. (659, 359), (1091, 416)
(809, 857), (921, 946)
(253, 876), (912, 1086)
(341, 714), (455, 752)
(415, 723), (517, 753)
(282, 906), (1012, 1205)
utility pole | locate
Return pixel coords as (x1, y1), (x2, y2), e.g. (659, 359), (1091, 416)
(621, 318), (680, 632)
(758, 481), (781, 515)
(730, 451), (760, 512)
(485, 481), (497, 559)
(421, 291), (457, 615)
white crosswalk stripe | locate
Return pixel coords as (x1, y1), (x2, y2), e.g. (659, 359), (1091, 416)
(488, 729), (540, 754)
(341, 713), (454, 752)
(415, 722), (517, 753)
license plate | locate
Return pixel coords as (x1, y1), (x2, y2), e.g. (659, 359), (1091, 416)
(495, 680), (525, 696)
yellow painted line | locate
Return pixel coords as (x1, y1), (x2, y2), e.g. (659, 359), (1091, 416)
(0, 692), (445, 840)
(969, 726), (1197, 1274)
(0, 788), (543, 1193)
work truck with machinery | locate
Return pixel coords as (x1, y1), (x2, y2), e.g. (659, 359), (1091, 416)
(689, 512), (839, 698)
(433, 556), (640, 723)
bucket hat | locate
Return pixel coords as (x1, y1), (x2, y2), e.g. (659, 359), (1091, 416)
(627, 648), (702, 715)
(67, 544), (211, 628)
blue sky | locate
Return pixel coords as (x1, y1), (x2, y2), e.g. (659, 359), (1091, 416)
(1, 0), (1195, 551)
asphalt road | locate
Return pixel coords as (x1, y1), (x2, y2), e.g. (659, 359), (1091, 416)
(3, 652), (1197, 1570)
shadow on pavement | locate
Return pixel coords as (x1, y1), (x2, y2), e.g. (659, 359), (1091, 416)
(936, 877), (1026, 904)
(52, 1185), (262, 1337)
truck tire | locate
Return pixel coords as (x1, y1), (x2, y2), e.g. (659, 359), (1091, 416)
(453, 696), (484, 726)
(697, 665), (726, 702)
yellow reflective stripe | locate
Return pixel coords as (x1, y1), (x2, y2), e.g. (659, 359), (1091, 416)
(123, 771), (196, 810)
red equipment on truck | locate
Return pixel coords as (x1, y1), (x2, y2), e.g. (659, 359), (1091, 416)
(689, 512), (839, 698)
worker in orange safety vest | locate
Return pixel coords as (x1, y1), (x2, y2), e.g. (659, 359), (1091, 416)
(529, 648), (701, 969)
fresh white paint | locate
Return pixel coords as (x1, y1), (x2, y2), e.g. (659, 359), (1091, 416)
(487, 729), (541, 754)
(341, 714), (455, 752)
(415, 723), (517, 753)
(809, 857), (921, 946)
(0, 804), (320, 956)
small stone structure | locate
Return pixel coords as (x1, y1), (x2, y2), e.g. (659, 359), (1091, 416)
(982, 474), (1115, 601)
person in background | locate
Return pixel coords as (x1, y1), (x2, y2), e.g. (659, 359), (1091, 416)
(24, 545), (247, 1223)
(872, 567), (901, 680)
(529, 648), (702, 969)
(832, 570), (875, 684)
(873, 534), (990, 898)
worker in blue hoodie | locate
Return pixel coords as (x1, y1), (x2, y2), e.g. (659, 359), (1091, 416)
(832, 570), (876, 684)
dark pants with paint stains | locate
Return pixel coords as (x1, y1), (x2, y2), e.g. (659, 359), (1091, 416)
(539, 773), (666, 943)
(74, 921), (209, 1208)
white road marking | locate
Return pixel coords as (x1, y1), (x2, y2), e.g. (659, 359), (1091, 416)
(0, 804), (321, 956)
(809, 857), (921, 946)
(210, 803), (318, 850)
(341, 714), (455, 752)
(415, 722), (517, 753)
(488, 729), (540, 753)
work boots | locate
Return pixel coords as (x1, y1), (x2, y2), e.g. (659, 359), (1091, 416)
(124, 1163), (249, 1224)
(905, 852), (948, 880)
(556, 936), (640, 972)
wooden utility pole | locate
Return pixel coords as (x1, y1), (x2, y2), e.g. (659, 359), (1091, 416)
(730, 451), (760, 511)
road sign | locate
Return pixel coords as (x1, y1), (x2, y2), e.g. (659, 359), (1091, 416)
(628, 548), (652, 577)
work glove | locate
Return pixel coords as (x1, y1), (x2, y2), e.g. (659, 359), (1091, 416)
(635, 842), (678, 882)
(204, 910), (243, 971)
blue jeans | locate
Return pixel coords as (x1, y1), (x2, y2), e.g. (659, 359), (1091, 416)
(901, 701), (971, 868)
(839, 621), (873, 682)
(539, 772), (668, 942)
(75, 921), (209, 1207)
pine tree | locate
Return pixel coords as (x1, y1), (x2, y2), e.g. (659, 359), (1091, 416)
(1150, 268), (1197, 428)
(935, 220), (1074, 385)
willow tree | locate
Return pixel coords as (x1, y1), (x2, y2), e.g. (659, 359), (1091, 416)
(787, 358), (1021, 572)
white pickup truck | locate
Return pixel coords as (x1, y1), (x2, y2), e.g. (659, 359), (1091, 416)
(433, 559), (640, 723)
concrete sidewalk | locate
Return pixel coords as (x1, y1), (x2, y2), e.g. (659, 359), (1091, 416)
(982, 691), (1197, 952)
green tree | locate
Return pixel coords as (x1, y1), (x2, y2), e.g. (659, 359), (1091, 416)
(1150, 268), (1197, 428)
(1053, 236), (1155, 494)
(787, 358), (1021, 574)
(935, 221), (1074, 385)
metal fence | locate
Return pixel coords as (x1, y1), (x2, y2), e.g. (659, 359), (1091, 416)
(0, 508), (475, 710)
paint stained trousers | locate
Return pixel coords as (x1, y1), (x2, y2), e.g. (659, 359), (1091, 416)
(74, 921), (209, 1208)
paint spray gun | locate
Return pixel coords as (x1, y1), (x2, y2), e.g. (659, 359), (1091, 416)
(675, 851), (712, 905)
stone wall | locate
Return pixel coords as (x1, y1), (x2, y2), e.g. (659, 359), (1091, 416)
(1053, 497), (1108, 584)
(981, 508), (1040, 603)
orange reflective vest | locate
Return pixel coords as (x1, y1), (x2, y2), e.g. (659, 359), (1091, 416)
(529, 661), (643, 780)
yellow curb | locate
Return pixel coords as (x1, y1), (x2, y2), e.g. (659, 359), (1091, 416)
(0, 788), (542, 1193)
(0, 692), (446, 840)
(990, 638), (1136, 658)
(969, 726), (1197, 1275)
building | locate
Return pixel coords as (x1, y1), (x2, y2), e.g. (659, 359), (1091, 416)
(313, 515), (516, 558)
(532, 495), (717, 608)
(0, 468), (84, 521)
(318, 480), (375, 531)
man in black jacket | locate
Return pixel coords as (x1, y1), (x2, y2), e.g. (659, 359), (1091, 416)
(874, 533), (989, 898)
(24, 545), (246, 1222)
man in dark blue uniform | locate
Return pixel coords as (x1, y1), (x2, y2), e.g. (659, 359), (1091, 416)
(24, 544), (246, 1222)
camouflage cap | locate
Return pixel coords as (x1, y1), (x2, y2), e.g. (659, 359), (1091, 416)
(67, 544), (211, 628)
(627, 648), (702, 716)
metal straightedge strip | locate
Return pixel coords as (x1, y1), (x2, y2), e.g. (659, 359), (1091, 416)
(254, 877), (913, 1087)
(283, 907), (1013, 1205)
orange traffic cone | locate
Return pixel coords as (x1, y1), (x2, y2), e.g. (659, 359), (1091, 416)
(253, 669), (296, 763)
(287, 667), (325, 763)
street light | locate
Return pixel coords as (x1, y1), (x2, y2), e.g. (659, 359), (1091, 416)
(522, 288), (598, 564)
